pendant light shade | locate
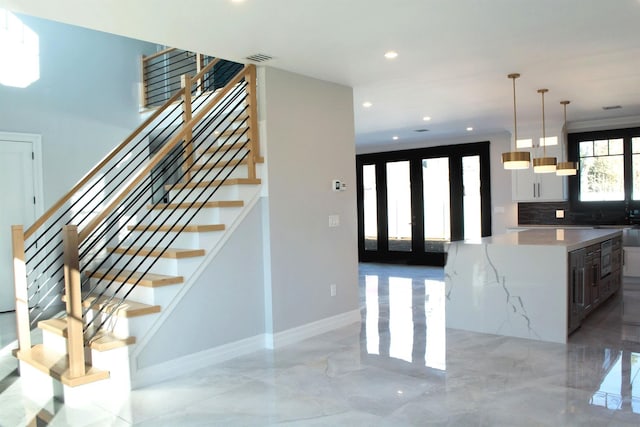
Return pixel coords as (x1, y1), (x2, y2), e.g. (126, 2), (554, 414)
(556, 100), (578, 176)
(533, 88), (557, 174)
(502, 73), (530, 170)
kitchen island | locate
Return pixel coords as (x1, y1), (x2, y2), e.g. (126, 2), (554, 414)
(444, 228), (622, 344)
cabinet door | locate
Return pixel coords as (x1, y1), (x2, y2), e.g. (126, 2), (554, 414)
(511, 144), (567, 202)
(538, 172), (566, 200)
(512, 168), (537, 201)
(568, 249), (586, 333)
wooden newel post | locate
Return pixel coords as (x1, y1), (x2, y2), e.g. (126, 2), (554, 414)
(62, 225), (86, 378)
(181, 74), (194, 180)
(11, 225), (31, 351)
(245, 65), (260, 180)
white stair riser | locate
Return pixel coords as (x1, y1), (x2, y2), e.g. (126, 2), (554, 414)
(85, 308), (158, 340)
(136, 206), (241, 226)
(167, 185), (239, 202)
(192, 164), (249, 181)
(194, 146), (250, 166)
(193, 132), (249, 151)
(90, 345), (132, 391)
(110, 253), (202, 277)
(89, 277), (181, 307)
(168, 184), (259, 203)
(124, 229), (223, 249)
(42, 329), (67, 354)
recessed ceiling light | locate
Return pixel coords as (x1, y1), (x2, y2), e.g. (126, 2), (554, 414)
(362, 101), (373, 108)
(384, 51), (398, 59)
(392, 136), (399, 140)
(231, 0), (245, 3)
(423, 116), (431, 121)
(466, 127), (473, 131)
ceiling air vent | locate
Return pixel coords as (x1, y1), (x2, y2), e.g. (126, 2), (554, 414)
(414, 129), (429, 133)
(245, 53), (273, 63)
(602, 105), (622, 110)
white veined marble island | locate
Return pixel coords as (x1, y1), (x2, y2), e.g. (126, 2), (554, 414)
(444, 228), (623, 344)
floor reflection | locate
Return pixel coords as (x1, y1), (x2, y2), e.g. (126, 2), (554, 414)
(360, 263), (446, 371)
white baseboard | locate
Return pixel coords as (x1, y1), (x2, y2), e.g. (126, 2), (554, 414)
(131, 333), (264, 389)
(132, 309), (361, 388)
(265, 309), (361, 350)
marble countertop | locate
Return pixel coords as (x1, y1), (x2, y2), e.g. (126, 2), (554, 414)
(463, 228), (622, 251)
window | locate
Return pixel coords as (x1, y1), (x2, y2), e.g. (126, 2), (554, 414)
(0, 9), (39, 88)
(569, 127), (640, 207)
(578, 138), (624, 201)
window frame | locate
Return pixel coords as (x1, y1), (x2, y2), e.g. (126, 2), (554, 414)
(568, 127), (640, 212)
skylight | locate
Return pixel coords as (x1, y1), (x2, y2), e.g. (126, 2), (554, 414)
(0, 9), (39, 88)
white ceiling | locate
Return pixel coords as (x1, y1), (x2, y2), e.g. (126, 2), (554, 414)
(4, 0), (640, 148)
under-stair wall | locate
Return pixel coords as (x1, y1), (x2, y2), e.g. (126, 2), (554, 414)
(132, 199), (265, 386)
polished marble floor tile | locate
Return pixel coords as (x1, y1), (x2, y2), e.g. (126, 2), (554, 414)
(2, 264), (640, 425)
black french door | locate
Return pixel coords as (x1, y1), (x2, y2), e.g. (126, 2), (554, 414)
(356, 142), (492, 266)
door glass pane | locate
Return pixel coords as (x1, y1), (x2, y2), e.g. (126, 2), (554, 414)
(386, 161), (412, 252)
(633, 137), (640, 201)
(463, 155), (481, 240)
(422, 157), (450, 252)
(362, 164), (378, 250)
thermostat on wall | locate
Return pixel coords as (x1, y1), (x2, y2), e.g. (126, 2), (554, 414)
(332, 180), (347, 192)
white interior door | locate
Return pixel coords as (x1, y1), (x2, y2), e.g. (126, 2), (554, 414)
(0, 134), (39, 312)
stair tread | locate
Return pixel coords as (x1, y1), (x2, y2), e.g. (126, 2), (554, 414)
(90, 268), (184, 287)
(16, 344), (109, 387)
(108, 246), (205, 259)
(195, 156), (264, 170)
(80, 294), (161, 318)
(148, 200), (243, 210)
(127, 223), (226, 233)
(38, 318), (137, 351)
(169, 178), (261, 191)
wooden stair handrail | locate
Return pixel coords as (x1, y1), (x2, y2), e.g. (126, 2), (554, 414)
(78, 65), (254, 243)
(24, 89), (184, 240)
(191, 57), (220, 87)
(142, 47), (178, 63)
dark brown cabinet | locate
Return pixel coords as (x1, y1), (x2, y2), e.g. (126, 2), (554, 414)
(568, 236), (622, 335)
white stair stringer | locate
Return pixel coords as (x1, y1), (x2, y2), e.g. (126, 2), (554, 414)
(129, 186), (263, 387)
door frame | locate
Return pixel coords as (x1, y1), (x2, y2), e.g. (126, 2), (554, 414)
(356, 141), (492, 265)
(0, 131), (45, 223)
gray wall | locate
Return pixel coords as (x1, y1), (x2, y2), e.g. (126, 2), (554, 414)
(261, 67), (359, 333)
(0, 13), (157, 208)
(137, 201), (265, 368)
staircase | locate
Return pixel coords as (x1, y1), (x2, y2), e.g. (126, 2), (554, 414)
(10, 56), (261, 403)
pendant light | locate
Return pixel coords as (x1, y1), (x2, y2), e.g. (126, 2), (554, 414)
(556, 100), (578, 176)
(533, 88), (557, 173)
(502, 73), (530, 169)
